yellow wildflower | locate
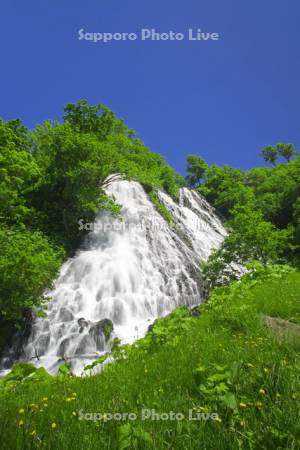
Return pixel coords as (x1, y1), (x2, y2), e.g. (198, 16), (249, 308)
(19, 408), (25, 414)
(214, 416), (222, 423)
(259, 388), (266, 395)
(30, 430), (37, 436)
(263, 368), (269, 374)
(42, 397), (48, 401)
(240, 420), (245, 426)
(51, 423), (57, 429)
(18, 420), (24, 427)
(239, 402), (247, 408)
(246, 363), (254, 368)
(72, 411), (77, 416)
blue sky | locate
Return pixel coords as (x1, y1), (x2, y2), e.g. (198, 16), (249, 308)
(1, 0), (299, 174)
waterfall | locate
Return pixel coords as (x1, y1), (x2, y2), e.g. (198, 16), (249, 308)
(1, 176), (227, 375)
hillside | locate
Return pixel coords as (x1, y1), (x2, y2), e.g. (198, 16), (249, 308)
(1, 265), (300, 449)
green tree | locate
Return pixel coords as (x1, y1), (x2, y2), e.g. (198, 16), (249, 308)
(0, 120), (41, 225)
(63, 100), (134, 140)
(198, 165), (248, 218)
(28, 117), (181, 249)
(226, 205), (291, 263)
(202, 206), (291, 287)
(261, 145), (278, 166)
(0, 227), (63, 322)
(276, 143), (297, 162)
(185, 155), (208, 188)
(29, 122), (121, 249)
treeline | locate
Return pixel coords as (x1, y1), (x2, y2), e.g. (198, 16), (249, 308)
(185, 149), (300, 285)
(0, 101), (181, 344)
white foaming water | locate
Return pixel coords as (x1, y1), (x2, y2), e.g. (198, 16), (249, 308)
(3, 177), (227, 375)
(158, 188), (226, 260)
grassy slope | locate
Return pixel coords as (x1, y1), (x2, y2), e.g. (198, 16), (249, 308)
(1, 269), (300, 450)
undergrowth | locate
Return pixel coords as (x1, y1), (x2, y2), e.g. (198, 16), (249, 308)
(1, 263), (300, 449)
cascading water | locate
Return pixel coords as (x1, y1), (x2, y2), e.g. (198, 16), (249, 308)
(1, 176), (227, 375)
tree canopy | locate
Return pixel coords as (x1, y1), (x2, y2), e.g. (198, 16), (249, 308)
(185, 155), (208, 187)
(193, 152), (300, 286)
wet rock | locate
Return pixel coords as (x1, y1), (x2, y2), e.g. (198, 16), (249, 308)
(75, 335), (91, 355)
(35, 333), (50, 355)
(56, 324), (66, 340)
(58, 337), (70, 356)
(78, 317), (89, 328)
(58, 307), (74, 322)
(188, 305), (201, 317)
(147, 319), (158, 333)
(78, 317), (89, 333)
(89, 319), (113, 341)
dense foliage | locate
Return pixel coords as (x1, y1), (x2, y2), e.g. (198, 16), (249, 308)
(185, 154), (208, 188)
(184, 150), (300, 285)
(0, 101), (181, 344)
(0, 227), (63, 322)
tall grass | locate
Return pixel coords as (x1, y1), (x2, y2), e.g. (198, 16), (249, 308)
(0, 266), (300, 449)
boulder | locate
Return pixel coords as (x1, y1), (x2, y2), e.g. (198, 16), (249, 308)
(89, 319), (113, 341)
(78, 317), (89, 333)
(58, 307), (74, 322)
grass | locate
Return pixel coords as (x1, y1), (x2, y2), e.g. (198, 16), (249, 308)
(1, 265), (300, 449)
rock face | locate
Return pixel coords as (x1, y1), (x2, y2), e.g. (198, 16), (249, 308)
(3, 176), (227, 375)
(264, 315), (300, 343)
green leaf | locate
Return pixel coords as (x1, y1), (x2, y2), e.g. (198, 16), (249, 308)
(221, 392), (238, 410)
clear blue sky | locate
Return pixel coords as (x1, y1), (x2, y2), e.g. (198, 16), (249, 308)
(1, 0), (299, 174)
